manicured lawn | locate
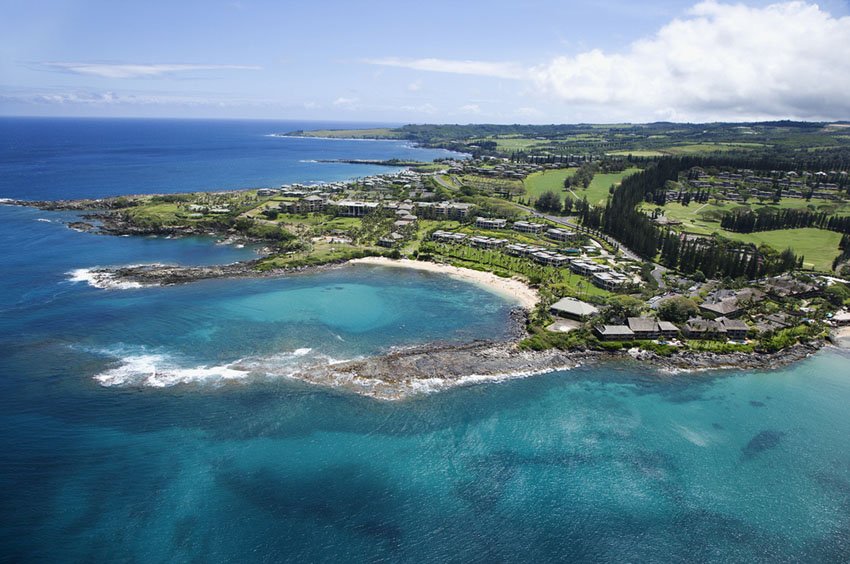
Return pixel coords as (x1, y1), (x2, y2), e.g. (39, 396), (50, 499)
(127, 203), (182, 224)
(523, 168), (578, 201)
(645, 202), (842, 270)
(646, 199), (850, 235)
(566, 168), (641, 206)
(658, 143), (763, 155)
(725, 228), (842, 272)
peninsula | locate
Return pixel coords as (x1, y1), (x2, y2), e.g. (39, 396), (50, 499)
(9, 121), (850, 397)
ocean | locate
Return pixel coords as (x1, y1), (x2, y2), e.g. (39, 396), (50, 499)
(1, 118), (850, 562)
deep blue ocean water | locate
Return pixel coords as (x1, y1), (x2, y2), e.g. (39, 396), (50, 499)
(1, 118), (850, 562)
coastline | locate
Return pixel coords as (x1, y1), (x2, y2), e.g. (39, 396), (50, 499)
(282, 339), (825, 401)
(349, 256), (540, 310)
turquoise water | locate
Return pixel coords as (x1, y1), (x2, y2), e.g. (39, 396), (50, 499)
(2, 119), (850, 562)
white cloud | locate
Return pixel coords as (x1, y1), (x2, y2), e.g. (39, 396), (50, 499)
(529, 1), (850, 121)
(407, 80), (423, 92)
(40, 62), (261, 79)
(363, 57), (526, 80)
(516, 107), (544, 119)
(332, 96), (358, 108)
(459, 103), (481, 114)
(400, 103), (438, 114)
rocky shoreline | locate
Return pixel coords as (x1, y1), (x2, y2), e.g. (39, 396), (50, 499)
(283, 338), (826, 400)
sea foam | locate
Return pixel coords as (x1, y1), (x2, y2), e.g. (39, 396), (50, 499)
(67, 268), (145, 290)
(94, 352), (250, 387)
(91, 345), (349, 388)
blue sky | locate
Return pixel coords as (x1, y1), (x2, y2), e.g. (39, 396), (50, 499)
(1, 0), (849, 123)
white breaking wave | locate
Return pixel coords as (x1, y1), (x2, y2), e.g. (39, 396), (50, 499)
(66, 268), (145, 290)
(36, 218), (53, 223)
(298, 159), (319, 163)
(90, 345), (354, 389)
(94, 353), (250, 387)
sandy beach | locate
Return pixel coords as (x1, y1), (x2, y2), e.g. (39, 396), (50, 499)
(349, 256), (540, 310)
(831, 326), (850, 347)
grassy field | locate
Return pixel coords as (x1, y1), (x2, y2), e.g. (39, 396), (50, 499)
(642, 202), (843, 270)
(729, 228), (842, 271)
(524, 167), (641, 205)
(566, 168), (642, 206)
(657, 143), (763, 155)
(645, 199), (850, 235)
(126, 203), (183, 224)
(523, 168), (578, 201)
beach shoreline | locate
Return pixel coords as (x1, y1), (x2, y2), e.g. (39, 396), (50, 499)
(349, 256), (540, 310)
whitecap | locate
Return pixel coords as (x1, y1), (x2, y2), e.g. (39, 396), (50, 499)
(94, 353), (250, 387)
(36, 218), (53, 223)
(66, 268), (145, 290)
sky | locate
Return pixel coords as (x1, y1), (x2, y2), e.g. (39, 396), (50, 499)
(1, 0), (849, 124)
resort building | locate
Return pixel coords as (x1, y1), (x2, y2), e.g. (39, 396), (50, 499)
(545, 228), (577, 242)
(657, 321), (680, 339)
(512, 221), (545, 234)
(333, 200), (380, 217)
(685, 317), (726, 339)
(504, 243), (547, 257)
(469, 236), (508, 249)
(591, 271), (629, 291)
(549, 297), (599, 321)
(531, 251), (570, 267)
(475, 217), (508, 230)
(416, 202), (474, 219)
(717, 317), (750, 340)
(569, 260), (603, 276)
(594, 325), (635, 341)
(627, 317), (661, 340)
(301, 195), (326, 213)
(431, 230), (467, 243)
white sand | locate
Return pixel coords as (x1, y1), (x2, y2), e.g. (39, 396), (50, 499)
(348, 257), (540, 310)
(832, 326), (850, 347)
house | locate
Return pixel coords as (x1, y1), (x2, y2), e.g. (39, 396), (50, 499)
(685, 317), (726, 339)
(627, 317), (661, 339)
(377, 232), (404, 247)
(717, 317), (749, 340)
(512, 221), (545, 234)
(475, 217), (508, 229)
(549, 297), (599, 321)
(594, 325), (635, 341)
(257, 188), (279, 197)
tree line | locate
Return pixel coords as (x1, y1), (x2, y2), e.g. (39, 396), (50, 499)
(719, 208), (850, 234)
(595, 156), (811, 276)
